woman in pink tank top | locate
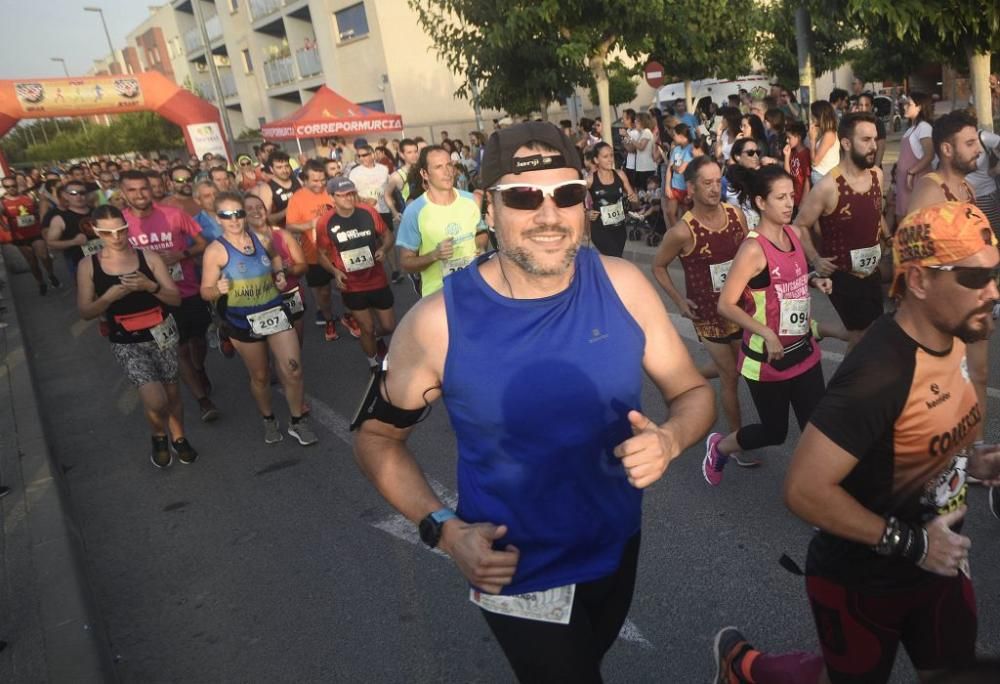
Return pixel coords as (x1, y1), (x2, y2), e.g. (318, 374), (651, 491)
(701, 166), (833, 486)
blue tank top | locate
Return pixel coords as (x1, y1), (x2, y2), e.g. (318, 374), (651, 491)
(442, 247), (645, 594)
(219, 231), (283, 330)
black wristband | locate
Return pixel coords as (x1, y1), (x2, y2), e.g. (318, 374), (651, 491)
(873, 516), (927, 564)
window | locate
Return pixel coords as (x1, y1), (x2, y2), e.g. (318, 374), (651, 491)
(357, 99), (384, 112)
(335, 3), (369, 41)
(242, 48), (254, 73)
(229, 0), (239, 10)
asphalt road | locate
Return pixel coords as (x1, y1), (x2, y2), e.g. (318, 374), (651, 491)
(8, 243), (1000, 683)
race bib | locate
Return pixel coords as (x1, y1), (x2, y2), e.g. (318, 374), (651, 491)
(285, 288), (304, 315)
(469, 583), (575, 625)
(850, 244), (881, 276)
(168, 262), (184, 281)
(342, 245), (375, 273)
(709, 260), (733, 293)
(149, 315), (179, 350)
(778, 298), (810, 337)
(81, 239), (104, 257)
(15, 214), (36, 228)
(600, 201), (625, 226)
(246, 305), (291, 336)
(443, 254), (475, 276)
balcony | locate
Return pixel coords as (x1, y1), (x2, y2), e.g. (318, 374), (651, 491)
(193, 82), (215, 102)
(219, 70), (238, 99)
(295, 46), (322, 78)
(184, 27), (203, 55)
(205, 14), (223, 43)
(263, 55), (297, 88)
(249, 0), (283, 21)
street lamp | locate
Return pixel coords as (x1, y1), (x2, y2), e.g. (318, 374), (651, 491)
(50, 57), (70, 77)
(83, 6), (119, 74)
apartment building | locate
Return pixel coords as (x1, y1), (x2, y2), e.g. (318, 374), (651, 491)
(104, 0), (507, 147)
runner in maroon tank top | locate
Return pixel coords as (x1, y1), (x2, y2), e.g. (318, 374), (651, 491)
(654, 157), (749, 439)
(793, 112), (888, 351)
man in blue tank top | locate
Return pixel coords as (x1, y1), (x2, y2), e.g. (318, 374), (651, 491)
(353, 122), (715, 682)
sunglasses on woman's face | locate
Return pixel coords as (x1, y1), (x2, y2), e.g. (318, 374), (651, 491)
(217, 209), (247, 220)
(93, 226), (128, 237)
(743, 149), (760, 157)
(927, 265), (1000, 290)
(490, 180), (588, 210)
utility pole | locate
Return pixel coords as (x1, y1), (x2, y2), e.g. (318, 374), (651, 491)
(192, 0), (235, 159)
(83, 7), (120, 75)
(794, 4), (814, 124)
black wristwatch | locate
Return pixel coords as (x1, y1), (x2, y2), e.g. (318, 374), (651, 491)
(418, 508), (457, 548)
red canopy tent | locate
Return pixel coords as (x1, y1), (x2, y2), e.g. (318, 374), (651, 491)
(260, 86), (403, 152)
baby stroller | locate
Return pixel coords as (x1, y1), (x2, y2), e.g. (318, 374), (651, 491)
(873, 95), (902, 133)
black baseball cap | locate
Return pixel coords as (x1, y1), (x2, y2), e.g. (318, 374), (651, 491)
(479, 121), (581, 189)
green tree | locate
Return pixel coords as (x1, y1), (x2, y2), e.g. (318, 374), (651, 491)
(846, 0), (999, 129)
(408, 1), (586, 119)
(848, 19), (934, 87)
(409, 0), (668, 144)
(757, 0), (856, 90)
(586, 59), (639, 114)
(649, 0), (758, 108)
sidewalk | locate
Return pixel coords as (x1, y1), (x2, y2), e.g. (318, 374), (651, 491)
(0, 247), (115, 683)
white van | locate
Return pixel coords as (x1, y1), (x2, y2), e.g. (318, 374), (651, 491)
(657, 76), (773, 109)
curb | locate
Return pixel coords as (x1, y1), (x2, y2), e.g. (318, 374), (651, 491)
(0, 248), (117, 683)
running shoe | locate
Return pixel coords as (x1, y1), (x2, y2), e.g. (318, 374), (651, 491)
(38, 282), (47, 296)
(314, 311), (326, 326)
(151, 435), (172, 468)
(703, 432), (728, 486)
(173, 437), (199, 464)
(407, 273), (421, 297)
(199, 397), (220, 422)
(713, 626), (752, 684)
(990, 487), (1000, 521)
(263, 416), (283, 444)
(324, 320), (339, 341)
(0, 486), (9, 499)
(49, 275), (61, 288)
(341, 313), (362, 339)
(287, 417), (318, 446)
(733, 453), (762, 468)
(391, 270), (404, 284)
(207, 323), (220, 350)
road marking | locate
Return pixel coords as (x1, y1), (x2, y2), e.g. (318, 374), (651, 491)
(302, 390), (653, 648)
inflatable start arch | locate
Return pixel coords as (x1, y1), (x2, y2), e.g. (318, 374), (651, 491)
(0, 70), (228, 173)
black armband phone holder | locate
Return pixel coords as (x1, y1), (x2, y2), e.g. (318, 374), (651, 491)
(349, 368), (430, 431)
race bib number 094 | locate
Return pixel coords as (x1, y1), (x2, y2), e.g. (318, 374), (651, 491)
(778, 298), (810, 337)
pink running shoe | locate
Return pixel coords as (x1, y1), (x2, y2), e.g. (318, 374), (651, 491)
(703, 432), (728, 486)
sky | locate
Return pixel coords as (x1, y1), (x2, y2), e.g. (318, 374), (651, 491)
(0, 1), (155, 79)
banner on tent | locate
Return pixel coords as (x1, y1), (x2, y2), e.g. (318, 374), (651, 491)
(187, 122), (228, 160)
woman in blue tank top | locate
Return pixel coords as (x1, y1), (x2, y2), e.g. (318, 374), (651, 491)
(200, 192), (318, 446)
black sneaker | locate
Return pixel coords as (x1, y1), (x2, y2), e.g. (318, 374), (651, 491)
(173, 437), (199, 464)
(49, 275), (61, 288)
(391, 270), (403, 284)
(151, 435), (172, 469)
(0, 486), (10, 499)
(990, 487), (999, 521)
(199, 397), (220, 422)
